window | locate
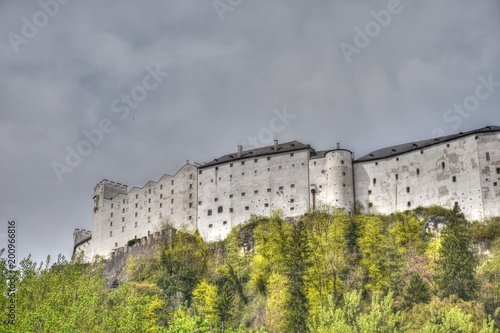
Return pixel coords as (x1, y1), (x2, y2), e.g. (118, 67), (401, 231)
(421, 150), (424, 154)
(242, 172), (245, 176)
(189, 193), (193, 199)
(290, 198), (295, 203)
(111, 204), (113, 208)
(123, 199), (125, 204)
(135, 212), (137, 217)
(368, 203), (373, 208)
(229, 208), (234, 213)
(148, 189), (151, 194)
(264, 203), (269, 207)
(229, 194), (233, 198)
(171, 180), (174, 185)
(254, 159), (258, 163)
(245, 206), (249, 211)
(148, 198), (151, 203)
(452, 176), (457, 183)
(267, 188), (271, 192)
(110, 231), (112, 237)
(223, 221), (227, 225)
(290, 207), (294, 211)
(241, 161), (245, 165)
(190, 174), (193, 179)
(290, 184), (295, 188)
(241, 192), (245, 196)
(121, 227), (124, 232)
(494, 182), (497, 186)
(160, 185), (163, 190)
(341, 160), (344, 164)
(110, 222), (113, 227)
(189, 184), (193, 189)
(199, 201), (202, 205)
(254, 190), (258, 194)
(416, 168), (420, 176)
(208, 209), (212, 216)
(189, 215), (192, 220)
(373, 178), (376, 185)
(279, 186), (283, 191)
(122, 217), (125, 222)
(396, 158), (399, 161)
(406, 187), (410, 193)
(148, 208), (151, 213)
(170, 208), (173, 214)
(218, 206), (223, 213)
(254, 170), (257, 174)
(230, 163), (233, 167)
(135, 194), (138, 199)
(279, 166), (282, 170)
(442, 162), (445, 169)
(375, 162), (378, 166)
(115, 242), (117, 247)
(199, 170), (202, 174)
(215, 167), (218, 171)
(290, 153), (294, 157)
(215, 198), (218, 202)
(368, 190), (372, 195)
(160, 194), (163, 199)
(189, 202), (193, 208)
(267, 157), (271, 161)
(395, 174), (398, 180)
(171, 199), (174, 203)
(111, 213), (113, 217)
(171, 190), (174, 195)
(486, 153), (491, 161)
(497, 168), (500, 174)
(407, 201), (411, 207)
(160, 203), (162, 208)
(209, 224), (213, 228)
(135, 203), (138, 208)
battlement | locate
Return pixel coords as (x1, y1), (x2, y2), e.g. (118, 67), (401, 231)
(94, 179), (128, 200)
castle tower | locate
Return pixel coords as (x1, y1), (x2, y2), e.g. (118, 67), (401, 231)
(91, 180), (128, 259)
(323, 147), (355, 212)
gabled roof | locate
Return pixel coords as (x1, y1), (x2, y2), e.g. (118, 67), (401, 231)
(356, 126), (500, 162)
(200, 140), (311, 168)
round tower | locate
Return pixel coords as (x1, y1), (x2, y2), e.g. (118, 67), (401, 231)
(324, 148), (354, 212)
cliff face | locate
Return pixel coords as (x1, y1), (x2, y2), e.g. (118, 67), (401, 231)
(103, 228), (176, 287)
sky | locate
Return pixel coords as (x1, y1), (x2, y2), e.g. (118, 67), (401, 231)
(1, 0), (499, 265)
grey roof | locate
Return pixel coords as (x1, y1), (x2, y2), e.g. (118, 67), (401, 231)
(356, 126), (500, 162)
(310, 148), (353, 159)
(200, 140), (311, 168)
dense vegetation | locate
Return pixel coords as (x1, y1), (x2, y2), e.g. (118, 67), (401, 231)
(2, 205), (500, 332)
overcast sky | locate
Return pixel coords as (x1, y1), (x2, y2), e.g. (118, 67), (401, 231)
(1, 0), (499, 264)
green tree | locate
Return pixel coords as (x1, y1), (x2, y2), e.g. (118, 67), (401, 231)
(402, 274), (430, 309)
(435, 206), (477, 301)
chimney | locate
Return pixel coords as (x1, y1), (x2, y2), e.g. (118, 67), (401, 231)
(237, 145), (243, 158)
(336, 143), (340, 149)
(274, 140), (278, 150)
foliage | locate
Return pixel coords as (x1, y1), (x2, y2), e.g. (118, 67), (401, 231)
(3, 206), (500, 332)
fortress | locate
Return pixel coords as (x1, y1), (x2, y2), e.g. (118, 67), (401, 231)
(74, 126), (500, 262)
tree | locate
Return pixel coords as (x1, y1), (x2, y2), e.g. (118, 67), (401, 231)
(402, 274), (430, 309)
(435, 206), (477, 301)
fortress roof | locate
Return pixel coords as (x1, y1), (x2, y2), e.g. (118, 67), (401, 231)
(356, 125), (500, 162)
(201, 140), (311, 168)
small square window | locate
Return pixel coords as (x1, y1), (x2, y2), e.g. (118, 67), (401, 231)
(171, 190), (174, 195)
(290, 184), (295, 188)
(375, 162), (378, 166)
(189, 193), (193, 199)
(215, 198), (218, 202)
(148, 208), (151, 213)
(242, 192), (245, 196)
(341, 160), (344, 164)
(218, 206), (223, 213)
(368, 190), (372, 195)
(122, 217), (125, 222)
(267, 157), (271, 161)
(230, 163), (233, 167)
(290, 207), (294, 211)
(245, 206), (249, 211)
(407, 201), (411, 207)
(264, 203), (269, 207)
(267, 188), (271, 192)
(199, 170), (202, 174)
(135, 203), (138, 208)
(290, 153), (294, 157)
(254, 159), (258, 163)
(189, 215), (192, 220)
(208, 209), (212, 216)
(254, 190), (258, 194)
(279, 186), (283, 191)
(229, 208), (234, 213)
(406, 187), (410, 193)
(368, 202), (373, 208)
(497, 168), (500, 174)
(148, 198), (151, 203)
(199, 201), (202, 205)
(135, 212), (138, 217)
(229, 194), (233, 198)
(189, 203), (193, 208)
(290, 198), (294, 203)
(452, 176), (457, 182)
(160, 194), (163, 199)
(223, 221), (227, 225)
(215, 167), (218, 171)
(189, 184), (193, 189)
(209, 224), (213, 228)
(171, 199), (174, 203)
(494, 182), (497, 186)
(241, 161), (245, 165)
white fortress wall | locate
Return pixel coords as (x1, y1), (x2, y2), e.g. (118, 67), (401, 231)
(197, 142), (311, 241)
(477, 131), (500, 218)
(354, 134), (484, 220)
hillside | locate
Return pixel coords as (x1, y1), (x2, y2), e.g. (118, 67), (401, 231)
(3, 205), (500, 332)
